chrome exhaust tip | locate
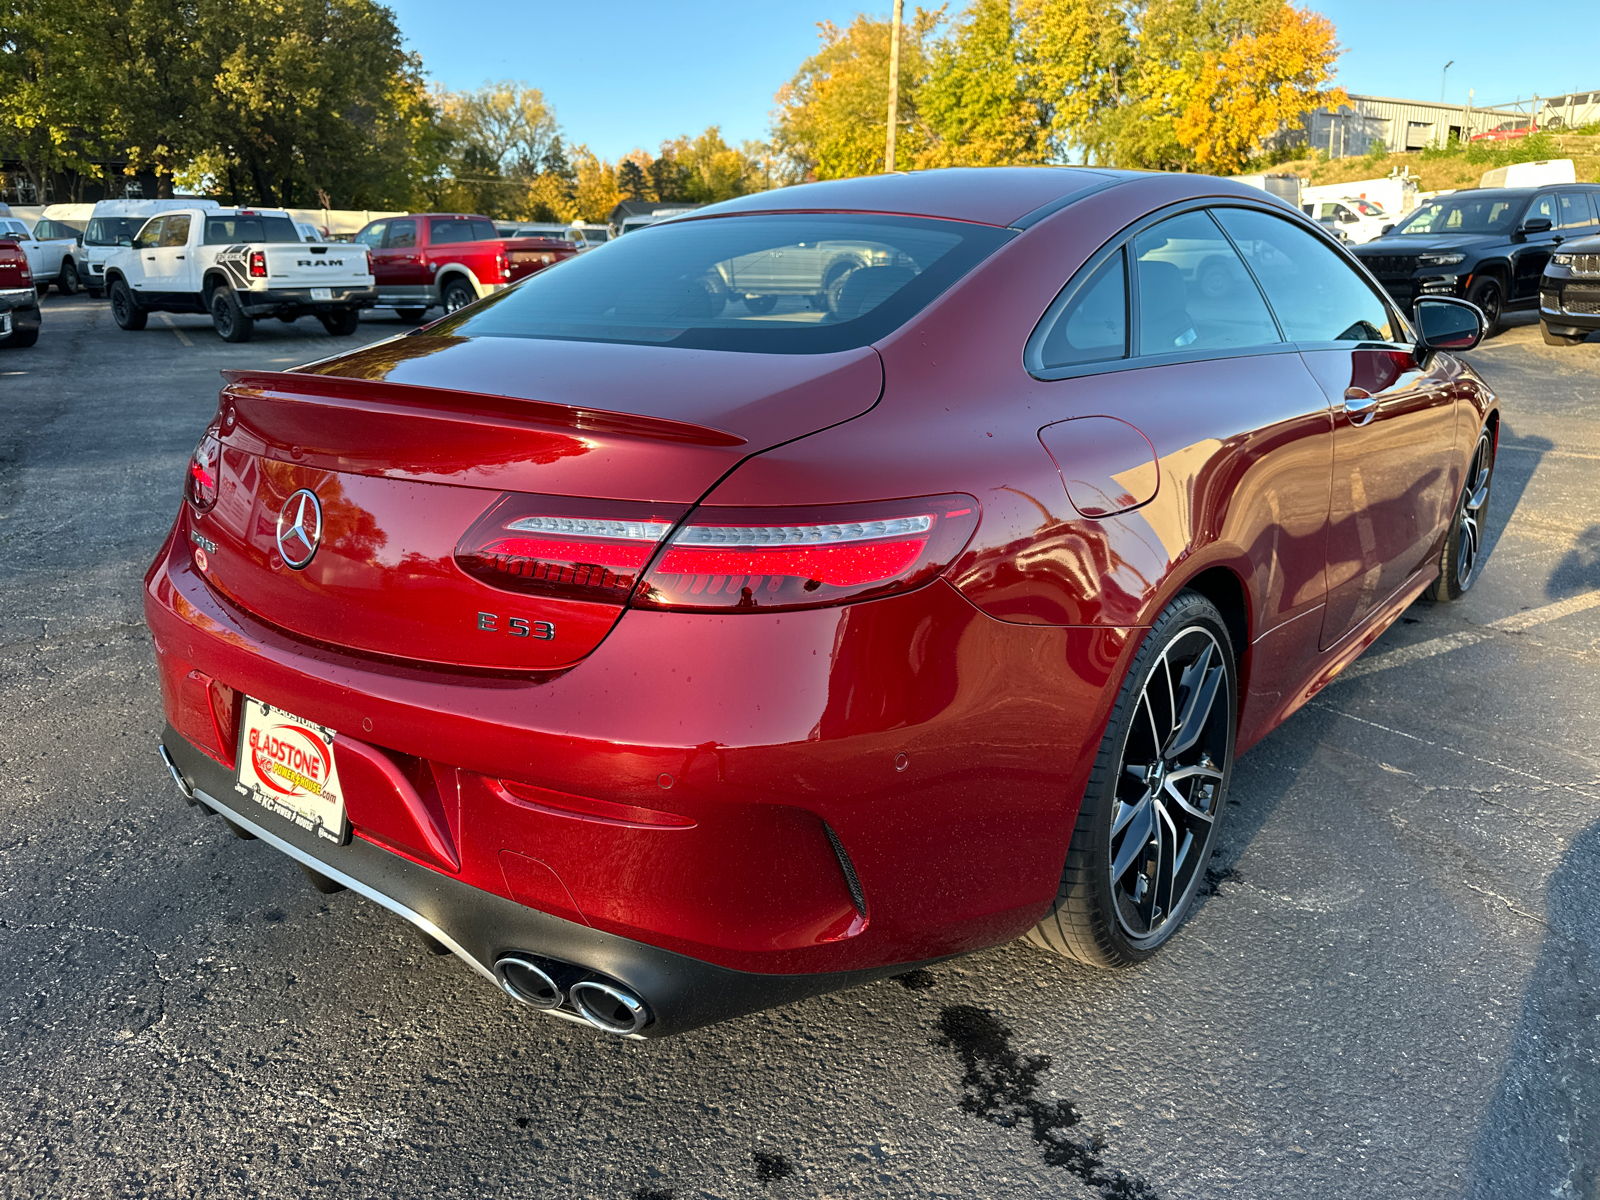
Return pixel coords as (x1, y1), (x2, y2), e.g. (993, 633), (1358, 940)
(493, 955), (564, 1010)
(157, 744), (197, 804)
(569, 979), (649, 1035)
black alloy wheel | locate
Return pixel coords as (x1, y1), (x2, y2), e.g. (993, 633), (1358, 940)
(1029, 590), (1236, 967)
(108, 280), (147, 330)
(1429, 427), (1495, 601)
(1467, 276), (1503, 333)
(210, 288), (254, 343)
(441, 280), (476, 313)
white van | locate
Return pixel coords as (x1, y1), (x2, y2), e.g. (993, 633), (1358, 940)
(1478, 159), (1577, 189)
(79, 198), (220, 297)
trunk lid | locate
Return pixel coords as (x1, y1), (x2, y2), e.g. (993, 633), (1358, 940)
(258, 242), (371, 288)
(194, 334), (882, 671)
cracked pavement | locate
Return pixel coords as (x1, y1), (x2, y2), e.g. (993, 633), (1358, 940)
(0, 297), (1597, 1199)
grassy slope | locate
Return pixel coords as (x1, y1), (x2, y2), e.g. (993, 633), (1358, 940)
(1267, 135), (1600, 191)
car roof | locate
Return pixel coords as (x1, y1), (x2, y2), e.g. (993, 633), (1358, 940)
(690, 166), (1141, 227)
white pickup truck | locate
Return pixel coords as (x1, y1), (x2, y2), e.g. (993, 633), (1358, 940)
(103, 207), (376, 342)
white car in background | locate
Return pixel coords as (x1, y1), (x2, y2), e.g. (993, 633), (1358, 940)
(78, 199), (221, 297)
(1301, 198), (1391, 244)
(0, 216), (84, 294)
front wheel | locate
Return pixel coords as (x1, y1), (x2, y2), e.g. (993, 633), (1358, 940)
(1428, 426), (1495, 601)
(108, 280), (147, 330)
(210, 288), (254, 343)
(319, 308), (361, 336)
(1028, 590), (1236, 967)
(1466, 275), (1503, 335)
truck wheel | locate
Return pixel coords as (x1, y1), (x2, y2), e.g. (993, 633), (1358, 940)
(108, 280), (147, 330)
(743, 294), (777, 315)
(396, 308), (428, 322)
(441, 280), (477, 313)
(210, 288), (254, 343)
(57, 261), (80, 295)
(319, 309), (361, 336)
(6, 326), (39, 348)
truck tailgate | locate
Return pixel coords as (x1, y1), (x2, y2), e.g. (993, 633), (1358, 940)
(260, 243), (370, 288)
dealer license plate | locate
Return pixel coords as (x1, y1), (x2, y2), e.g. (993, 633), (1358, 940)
(310, 287), (332, 301)
(235, 697), (348, 843)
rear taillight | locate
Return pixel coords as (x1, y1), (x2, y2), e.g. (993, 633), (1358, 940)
(187, 431), (221, 510)
(454, 494), (688, 605)
(249, 250), (267, 278)
(636, 495), (979, 612)
(496, 252), (510, 281)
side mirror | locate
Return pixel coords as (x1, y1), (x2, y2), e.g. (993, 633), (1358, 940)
(1413, 296), (1484, 353)
(1521, 217), (1554, 235)
(1381, 223), (1395, 235)
(118, 236), (133, 247)
(1341, 211), (1357, 223)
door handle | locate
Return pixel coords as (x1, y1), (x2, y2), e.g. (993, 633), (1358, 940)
(175, 255), (184, 259)
(1343, 388), (1378, 426)
(145, 255), (156, 260)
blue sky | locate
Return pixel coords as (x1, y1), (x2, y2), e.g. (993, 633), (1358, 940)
(386, 0), (1598, 160)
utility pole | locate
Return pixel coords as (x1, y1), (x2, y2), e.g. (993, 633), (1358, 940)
(885, 0), (903, 172)
(1439, 61), (1453, 104)
(1438, 62), (1454, 149)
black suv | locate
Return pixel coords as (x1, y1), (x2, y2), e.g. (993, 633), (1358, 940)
(1350, 184), (1600, 332)
(1540, 233), (1600, 345)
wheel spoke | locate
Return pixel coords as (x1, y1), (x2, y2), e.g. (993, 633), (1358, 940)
(1162, 776), (1218, 823)
(1151, 799), (1178, 924)
(1111, 797), (1155, 882)
(1165, 644), (1221, 759)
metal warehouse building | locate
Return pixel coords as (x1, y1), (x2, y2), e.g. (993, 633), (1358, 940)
(1289, 95), (1525, 158)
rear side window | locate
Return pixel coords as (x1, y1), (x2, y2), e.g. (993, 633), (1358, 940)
(1213, 208), (1396, 344)
(1133, 211), (1280, 355)
(387, 219), (417, 248)
(429, 212), (1013, 354)
(203, 215), (300, 243)
(1031, 250), (1128, 370)
(430, 219), (499, 244)
(1557, 192), (1595, 229)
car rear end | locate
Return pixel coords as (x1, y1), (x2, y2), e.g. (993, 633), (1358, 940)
(0, 233), (40, 345)
(499, 236), (578, 283)
(205, 211), (375, 317)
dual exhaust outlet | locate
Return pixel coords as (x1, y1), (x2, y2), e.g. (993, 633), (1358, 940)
(493, 954), (649, 1036)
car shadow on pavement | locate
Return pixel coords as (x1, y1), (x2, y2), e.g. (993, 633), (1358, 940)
(1477, 424), (1550, 570)
(1548, 524), (1600, 599)
(1465, 812), (1600, 1199)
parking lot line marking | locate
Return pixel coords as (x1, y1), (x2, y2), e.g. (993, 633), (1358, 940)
(1334, 589), (1600, 684)
(157, 312), (193, 347)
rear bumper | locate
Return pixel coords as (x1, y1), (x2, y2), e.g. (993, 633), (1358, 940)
(159, 729), (922, 1036)
(240, 285), (377, 316)
(143, 516), (1127, 1021)
(0, 290), (39, 340)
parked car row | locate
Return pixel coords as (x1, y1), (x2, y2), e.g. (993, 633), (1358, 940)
(0, 199), (579, 347)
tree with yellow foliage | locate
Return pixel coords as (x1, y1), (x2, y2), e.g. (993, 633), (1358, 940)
(916, 0), (1046, 167)
(1175, 3), (1346, 172)
(775, 11), (940, 180)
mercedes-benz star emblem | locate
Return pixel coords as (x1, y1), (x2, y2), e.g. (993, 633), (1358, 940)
(275, 489), (324, 570)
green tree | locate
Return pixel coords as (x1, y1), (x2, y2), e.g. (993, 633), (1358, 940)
(774, 10), (941, 179)
(918, 0), (1046, 166)
(0, 0), (117, 201)
(1016, 0), (1133, 163)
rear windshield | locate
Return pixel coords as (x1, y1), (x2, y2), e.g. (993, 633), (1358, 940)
(203, 215), (301, 244)
(430, 218), (499, 244)
(1392, 196), (1520, 236)
(428, 213), (1013, 354)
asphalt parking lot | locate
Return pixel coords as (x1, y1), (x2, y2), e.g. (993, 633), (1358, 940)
(1, 294), (1597, 1200)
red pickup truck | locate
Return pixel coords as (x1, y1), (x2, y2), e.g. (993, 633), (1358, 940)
(351, 213), (577, 320)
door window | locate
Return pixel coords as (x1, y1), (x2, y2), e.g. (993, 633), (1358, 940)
(1032, 250), (1128, 370)
(1557, 192), (1596, 229)
(158, 215), (191, 247)
(1132, 210), (1280, 355)
(386, 219), (417, 248)
(1212, 207), (1396, 344)
(1526, 194), (1559, 226)
(134, 217), (164, 249)
(355, 222), (387, 247)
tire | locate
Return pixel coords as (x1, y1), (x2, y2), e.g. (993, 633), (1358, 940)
(441, 279), (476, 313)
(743, 293), (777, 315)
(1427, 426), (1495, 602)
(108, 279), (147, 330)
(396, 307), (428, 322)
(210, 287), (254, 343)
(319, 308), (361, 336)
(1028, 590), (1236, 967)
(1540, 320), (1586, 346)
(57, 260), (80, 295)
(1466, 274), (1504, 334)
(277, 314), (300, 324)
(5, 327), (39, 348)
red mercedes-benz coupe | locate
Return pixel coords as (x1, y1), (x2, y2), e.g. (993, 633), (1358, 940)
(148, 168), (1497, 1037)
